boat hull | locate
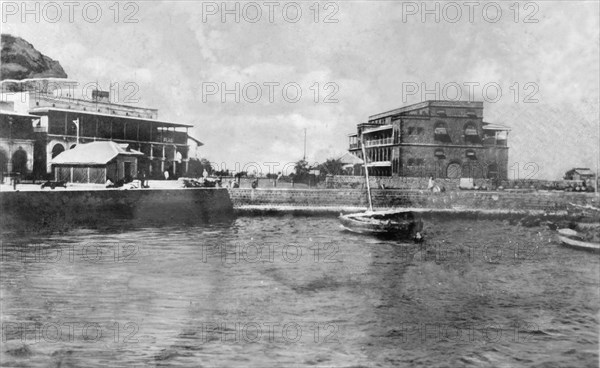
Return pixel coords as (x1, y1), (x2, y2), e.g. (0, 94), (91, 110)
(339, 210), (423, 238)
(558, 234), (600, 253)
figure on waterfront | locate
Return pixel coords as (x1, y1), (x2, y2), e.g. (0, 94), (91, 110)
(428, 177), (435, 191)
(428, 176), (442, 193)
(274, 172), (282, 187)
(12, 174), (19, 190)
(139, 169), (147, 188)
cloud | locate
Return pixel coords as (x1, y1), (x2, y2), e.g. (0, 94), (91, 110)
(2, 0), (598, 179)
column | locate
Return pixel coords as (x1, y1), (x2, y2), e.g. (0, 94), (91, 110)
(149, 143), (154, 174)
(161, 145), (165, 173)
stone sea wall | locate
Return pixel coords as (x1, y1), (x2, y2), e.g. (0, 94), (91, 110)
(229, 188), (598, 212)
(0, 188), (233, 231)
(1, 188), (597, 232)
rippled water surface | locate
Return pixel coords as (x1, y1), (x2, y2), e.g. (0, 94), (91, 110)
(1, 215), (598, 367)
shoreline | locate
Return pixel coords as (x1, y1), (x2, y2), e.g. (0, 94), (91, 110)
(1, 187), (597, 229)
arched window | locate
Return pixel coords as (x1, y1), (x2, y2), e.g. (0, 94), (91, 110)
(487, 163), (499, 179)
(446, 162), (462, 179)
(0, 150), (8, 176)
(434, 121), (451, 143)
(464, 122), (479, 143)
(11, 149), (28, 174)
(51, 144), (65, 158)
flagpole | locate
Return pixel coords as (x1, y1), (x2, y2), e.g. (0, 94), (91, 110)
(73, 119), (80, 145)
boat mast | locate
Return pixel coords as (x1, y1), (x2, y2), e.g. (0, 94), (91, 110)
(360, 134), (373, 212)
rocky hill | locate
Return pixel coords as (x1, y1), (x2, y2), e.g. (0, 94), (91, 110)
(1, 34), (67, 81)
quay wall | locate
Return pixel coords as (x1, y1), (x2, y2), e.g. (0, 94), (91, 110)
(0, 188), (233, 231)
(229, 188), (599, 212)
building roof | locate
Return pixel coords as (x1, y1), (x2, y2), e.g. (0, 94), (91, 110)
(368, 100), (483, 120)
(52, 141), (143, 165)
(338, 152), (363, 165)
(29, 107), (192, 128)
(571, 168), (595, 176)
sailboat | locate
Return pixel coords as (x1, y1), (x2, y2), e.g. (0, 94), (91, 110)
(339, 136), (423, 239)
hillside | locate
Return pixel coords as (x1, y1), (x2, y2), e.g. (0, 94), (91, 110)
(1, 34), (67, 81)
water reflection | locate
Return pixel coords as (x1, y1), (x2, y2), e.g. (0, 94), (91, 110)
(1, 216), (598, 367)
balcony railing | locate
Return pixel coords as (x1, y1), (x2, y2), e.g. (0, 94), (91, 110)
(483, 137), (508, 147)
(364, 137), (394, 147)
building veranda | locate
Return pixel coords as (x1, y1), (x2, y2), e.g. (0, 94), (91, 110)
(0, 79), (202, 182)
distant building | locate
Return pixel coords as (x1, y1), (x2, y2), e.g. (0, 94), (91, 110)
(338, 152), (363, 175)
(564, 168), (595, 181)
(347, 100), (510, 179)
(1, 79), (197, 179)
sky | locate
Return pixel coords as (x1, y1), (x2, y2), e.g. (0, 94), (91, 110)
(2, 0), (599, 179)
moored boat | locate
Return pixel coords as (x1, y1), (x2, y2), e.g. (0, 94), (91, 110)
(339, 209), (423, 238)
(557, 228), (600, 253)
(338, 134), (424, 240)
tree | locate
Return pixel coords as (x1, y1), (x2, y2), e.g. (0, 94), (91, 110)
(199, 158), (213, 175)
(318, 158), (344, 179)
(186, 158), (213, 177)
(292, 159), (309, 181)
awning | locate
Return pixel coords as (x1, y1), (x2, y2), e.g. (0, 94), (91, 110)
(434, 127), (448, 135)
(0, 110), (40, 118)
(363, 125), (393, 134)
(29, 107), (192, 128)
(483, 122), (511, 131)
(465, 127), (478, 135)
(188, 135), (204, 146)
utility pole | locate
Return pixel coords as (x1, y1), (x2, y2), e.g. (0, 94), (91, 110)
(303, 128), (307, 161)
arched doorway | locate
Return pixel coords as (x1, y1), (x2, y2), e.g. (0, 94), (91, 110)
(0, 150), (8, 180)
(11, 149), (28, 175)
(487, 163), (498, 179)
(446, 162), (462, 179)
(51, 144), (65, 158)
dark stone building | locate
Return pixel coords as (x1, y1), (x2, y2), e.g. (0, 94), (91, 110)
(348, 100), (509, 180)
